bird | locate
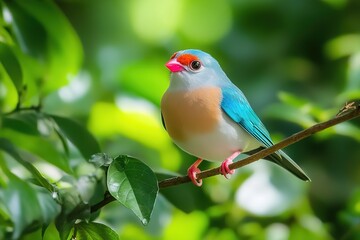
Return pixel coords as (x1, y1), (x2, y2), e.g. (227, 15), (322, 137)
(161, 49), (310, 186)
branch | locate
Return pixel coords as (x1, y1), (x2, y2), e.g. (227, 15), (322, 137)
(158, 102), (360, 187)
(4, 105), (42, 116)
(90, 102), (360, 213)
(90, 192), (114, 213)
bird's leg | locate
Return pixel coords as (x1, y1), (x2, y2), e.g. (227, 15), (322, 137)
(220, 151), (241, 178)
(187, 158), (203, 186)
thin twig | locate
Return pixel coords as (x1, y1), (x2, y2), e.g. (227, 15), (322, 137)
(4, 105), (42, 116)
(90, 192), (114, 213)
(91, 103), (360, 212)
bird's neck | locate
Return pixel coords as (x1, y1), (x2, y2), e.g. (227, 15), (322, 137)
(168, 73), (217, 92)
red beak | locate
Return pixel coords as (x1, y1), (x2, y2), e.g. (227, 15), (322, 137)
(165, 59), (184, 72)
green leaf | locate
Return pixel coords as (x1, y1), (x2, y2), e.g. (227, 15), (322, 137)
(0, 42), (22, 90)
(1, 106), (72, 177)
(107, 155), (158, 225)
(0, 158), (11, 232)
(54, 127), (70, 157)
(42, 222), (62, 240)
(0, 63), (18, 112)
(0, 172), (42, 239)
(74, 222), (119, 240)
(0, 202), (11, 240)
(0, 129), (72, 174)
(58, 181), (83, 216)
(0, 27), (15, 45)
(55, 217), (75, 240)
(50, 115), (101, 160)
(34, 185), (61, 225)
(3, 0), (83, 94)
(2, 111), (41, 135)
(13, 0), (83, 92)
(55, 184), (89, 240)
(4, 1), (47, 58)
(0, 156), (10, 188)
(0, 137), (54, 192)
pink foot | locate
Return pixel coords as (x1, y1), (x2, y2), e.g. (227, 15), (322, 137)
(220, 151), (241, 179)
(187, 159), (203, 186)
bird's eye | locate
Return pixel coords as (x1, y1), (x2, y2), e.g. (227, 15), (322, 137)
(190, 60), (201, 71)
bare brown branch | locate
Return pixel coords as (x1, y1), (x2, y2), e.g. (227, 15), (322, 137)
(158, 102), (360, 188)
(91, 102), (360, 213)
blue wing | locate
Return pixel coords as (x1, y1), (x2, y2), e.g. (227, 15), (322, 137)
(220, 84), (310, 181)
(220, 85), (273, 148)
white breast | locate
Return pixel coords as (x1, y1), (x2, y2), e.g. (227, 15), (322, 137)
(173, 111), (261, 162)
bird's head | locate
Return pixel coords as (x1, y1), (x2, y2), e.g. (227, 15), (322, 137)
(165, 49), (229, 90)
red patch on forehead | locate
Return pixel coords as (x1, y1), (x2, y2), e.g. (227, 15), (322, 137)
(177, 54), (199, 66)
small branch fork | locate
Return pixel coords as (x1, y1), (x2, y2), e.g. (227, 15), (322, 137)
(91, 102), (360, 213)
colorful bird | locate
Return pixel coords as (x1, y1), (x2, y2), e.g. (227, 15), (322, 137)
(161, 49), (310, 186)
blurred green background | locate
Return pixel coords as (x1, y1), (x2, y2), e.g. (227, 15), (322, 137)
(1, 0), (360, 239)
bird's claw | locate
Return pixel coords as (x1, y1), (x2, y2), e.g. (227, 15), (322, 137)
(220, 159), (235, 178)
(188, 167), (202, 186)
(187, 159), (203, 186)
(219, 151), (241, 179)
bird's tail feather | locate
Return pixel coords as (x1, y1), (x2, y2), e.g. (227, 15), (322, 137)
(269, 150), (310, 181)
(244, 148), (310, 181)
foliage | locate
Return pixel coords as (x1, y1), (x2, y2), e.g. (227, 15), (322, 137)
(0, 0), (360, 239)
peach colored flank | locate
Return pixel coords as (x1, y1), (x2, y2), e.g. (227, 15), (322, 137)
(161, 87), (222, 141)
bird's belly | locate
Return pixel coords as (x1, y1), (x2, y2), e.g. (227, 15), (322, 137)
(161, 87), (223, 141)
(174, 112), (261, 162)
(161, 88), (260, 161)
